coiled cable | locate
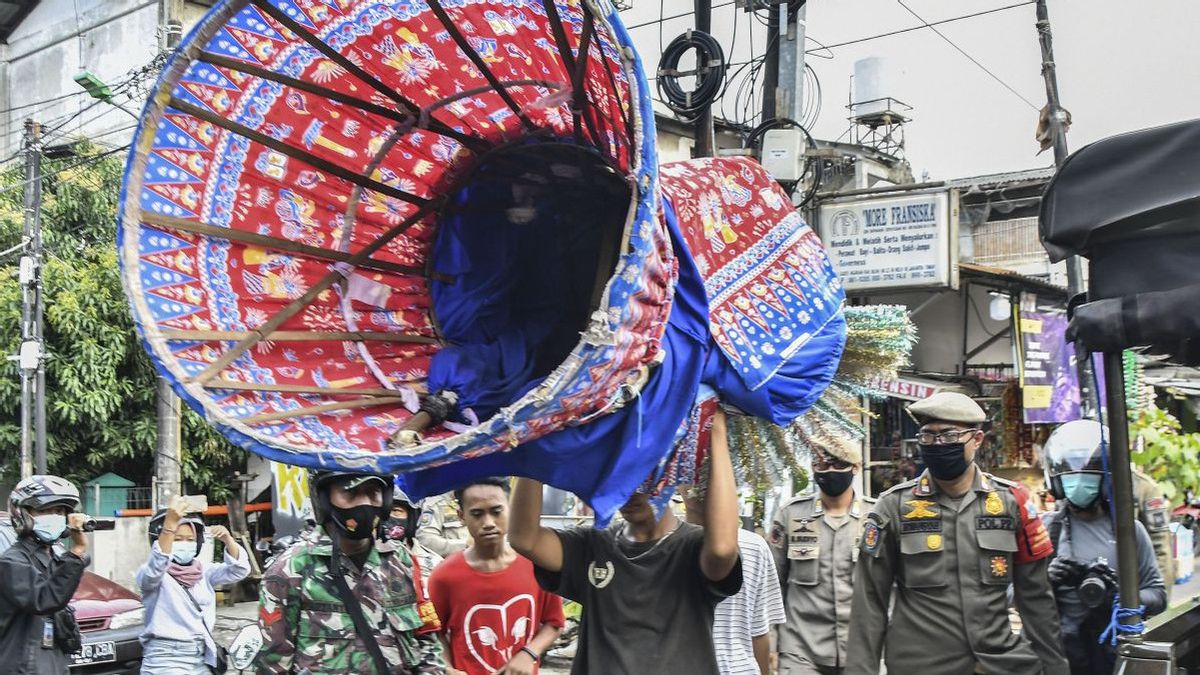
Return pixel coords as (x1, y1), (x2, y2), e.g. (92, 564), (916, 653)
(657, 30), (726, 120)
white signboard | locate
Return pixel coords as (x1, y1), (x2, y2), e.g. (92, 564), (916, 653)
(818, 190), (957, 291)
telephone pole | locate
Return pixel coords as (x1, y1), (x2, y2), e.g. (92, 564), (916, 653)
(694, 0), (715, 157)
(1035, 0), (1097, 420)
(154, 0), (185, 507)
(19, 119), (45, 478)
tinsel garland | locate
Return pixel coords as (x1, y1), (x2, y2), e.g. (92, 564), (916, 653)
(725, 305), (918, 492)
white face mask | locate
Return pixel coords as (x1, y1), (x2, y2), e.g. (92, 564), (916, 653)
(32, 514), (67, 543)
(171, 541), (198, 565)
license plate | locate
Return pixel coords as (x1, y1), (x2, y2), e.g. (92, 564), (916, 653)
(70, 640), (115, 666)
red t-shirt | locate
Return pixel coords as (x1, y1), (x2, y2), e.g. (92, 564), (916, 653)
(429, 551), (565, 675)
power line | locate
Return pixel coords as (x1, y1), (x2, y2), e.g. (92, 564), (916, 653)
(0, 146), (128, 199)
(896, 0), (1040, 110)
(807, 1), (1035, 53)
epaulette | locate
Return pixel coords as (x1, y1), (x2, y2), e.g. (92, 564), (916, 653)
(879, 478), (918, 500)
(784, 491), (818, 506)
(986, 473), (1019, 489)
(862, 495), (878, 504)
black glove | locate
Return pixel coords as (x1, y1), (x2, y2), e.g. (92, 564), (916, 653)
(1048, 556), (1088, 590)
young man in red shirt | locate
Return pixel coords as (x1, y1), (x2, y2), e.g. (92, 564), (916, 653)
(429, 477), (565, 675)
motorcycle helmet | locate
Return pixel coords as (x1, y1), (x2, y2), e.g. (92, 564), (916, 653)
(9, 475), (80, 537)
(1043, 419), (1107, 500)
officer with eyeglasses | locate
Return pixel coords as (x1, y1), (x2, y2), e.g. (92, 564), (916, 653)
(845, 392), (1069, 675)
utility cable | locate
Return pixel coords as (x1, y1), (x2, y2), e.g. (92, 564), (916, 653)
(808, 1), (1035, 53)
(896, 0), (1039, 110)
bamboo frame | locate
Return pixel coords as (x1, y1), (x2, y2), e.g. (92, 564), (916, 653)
(207, 380), (423, 397)
(161, 329), (441, 344)
(168, 96), (430, 208)
(141, 212), (448, 281)
(240, 397), (403, 425)
(188, 197), (443, 385)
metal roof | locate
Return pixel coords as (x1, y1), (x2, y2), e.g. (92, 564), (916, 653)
(0, 0), (37, 42)
(958, 261), (1068, 297)
(945, 166), (1057, 191)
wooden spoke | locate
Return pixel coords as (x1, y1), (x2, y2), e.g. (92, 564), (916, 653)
(169, 96), (430, 208)
(142, 213), (449, 281)
(161, 329), (442, 344)
(425, 0), (538, 133)
(207, 380), (424, 396)
(239, 397), (403, 425)
(187, 197), (443, 386)
(194, 50), (489, 154)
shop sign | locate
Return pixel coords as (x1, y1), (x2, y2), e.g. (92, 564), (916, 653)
(868, 376), (939, 401)
(1017, 292), (1080, 423)
(817, 189), (958, 292)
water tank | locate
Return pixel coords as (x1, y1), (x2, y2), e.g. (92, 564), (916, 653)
(852, 57), (896, 121)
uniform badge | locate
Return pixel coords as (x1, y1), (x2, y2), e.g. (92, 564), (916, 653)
(418, 510), (434, 528)
(770, 521), (784, 545)
(985, 492), (1004, 516)
(863, 521), (881, 553)
(990, 555), (1008, 577)
(794, 518), (815, 534)
(903, 499), (938, 519)
(926, 534), (942, 550)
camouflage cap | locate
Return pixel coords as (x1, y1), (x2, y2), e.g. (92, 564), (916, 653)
(907, 391), (986, 425)
(815, 440), (862, 466)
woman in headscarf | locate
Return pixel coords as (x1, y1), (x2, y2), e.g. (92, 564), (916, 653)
(136, 496), (251, 674)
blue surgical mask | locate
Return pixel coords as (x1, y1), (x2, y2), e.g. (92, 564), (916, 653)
(171, 541), (198, 565)
(1061, 473), (1103, 509)
(32, 514), (67, 543)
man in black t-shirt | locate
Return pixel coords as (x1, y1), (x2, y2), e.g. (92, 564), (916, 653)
(509, 409), (743, 675)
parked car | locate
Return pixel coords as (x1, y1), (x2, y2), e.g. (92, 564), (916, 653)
(0, 512), (143, 673)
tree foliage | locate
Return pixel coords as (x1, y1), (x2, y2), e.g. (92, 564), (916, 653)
(0, 143), (242, 497)
(1130, 403), (1200, 503)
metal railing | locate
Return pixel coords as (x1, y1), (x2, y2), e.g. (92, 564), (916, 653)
(85, 485), (153, 516)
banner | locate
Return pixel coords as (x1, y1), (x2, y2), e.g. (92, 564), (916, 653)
(1017, 293), (1079, 423)
(270, 462), (312, 539)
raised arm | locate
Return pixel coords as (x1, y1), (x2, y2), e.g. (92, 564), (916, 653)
(508, 478), (563, 572)
(700, 408), (740, 583)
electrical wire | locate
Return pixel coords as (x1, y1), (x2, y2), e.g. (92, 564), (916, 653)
(895, 0), (1039, 110)
(657, 30), (727, 120)
(809, 1), (1035, 53)
(0, 146), (128, 199)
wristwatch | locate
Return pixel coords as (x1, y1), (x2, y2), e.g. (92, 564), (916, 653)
(519, 646), (540, 663)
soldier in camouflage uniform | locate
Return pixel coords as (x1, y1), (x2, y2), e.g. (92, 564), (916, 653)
(257, 471), (444, 675)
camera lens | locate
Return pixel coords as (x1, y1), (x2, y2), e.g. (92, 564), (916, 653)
(1078, 575), (1108, 608)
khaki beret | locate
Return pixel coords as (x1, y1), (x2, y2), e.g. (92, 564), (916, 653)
(907, 392), (986, 424)
(815, 439), (863, 466)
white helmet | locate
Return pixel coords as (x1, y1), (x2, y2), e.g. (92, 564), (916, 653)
(9, 475), (81, 537)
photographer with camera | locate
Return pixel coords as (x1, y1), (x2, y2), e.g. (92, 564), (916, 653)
(1043, 420), (1166, 675)
(0, 475), (91, 674)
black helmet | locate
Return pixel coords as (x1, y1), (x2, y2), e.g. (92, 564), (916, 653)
(147, 508), (206, 548)
(9, 475), (80, 537)
(1043, 419), (1107, 499)
(308, 470), (393, 533)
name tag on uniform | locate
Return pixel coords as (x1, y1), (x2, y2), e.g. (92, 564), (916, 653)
(900, 520), (941, 534)
(976, 516), (1015, 530)
(788, 518), (819, 560)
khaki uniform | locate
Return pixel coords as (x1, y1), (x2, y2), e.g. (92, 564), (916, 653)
(846, 468), (1069, 675)
(769, 492), (873, 675)
(1132, 469), (1174, 599)
(414, 493), (469, 557)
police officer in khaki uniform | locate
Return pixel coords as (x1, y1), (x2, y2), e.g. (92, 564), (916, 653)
(1132, 468), (1174, 599)
(846, 392), (1069, 675)
(414, 492), (469, 557)
(770, 441), (872, 675)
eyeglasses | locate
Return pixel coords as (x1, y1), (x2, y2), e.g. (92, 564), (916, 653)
(916, 429), (980, 446)
(812, 456), (854, 472)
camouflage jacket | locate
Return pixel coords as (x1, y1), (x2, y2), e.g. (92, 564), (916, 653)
(256, 532), (444, 674)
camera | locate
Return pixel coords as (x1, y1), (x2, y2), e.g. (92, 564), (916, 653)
(80, 517), (116, 532)
(1078, 557), (1115, 608)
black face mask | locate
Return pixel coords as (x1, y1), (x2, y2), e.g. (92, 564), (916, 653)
(330, 504), (380, 540)
(813, 470), (854, 497)
(382, 516), (409, 542)
(920, 443), (970, 481)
